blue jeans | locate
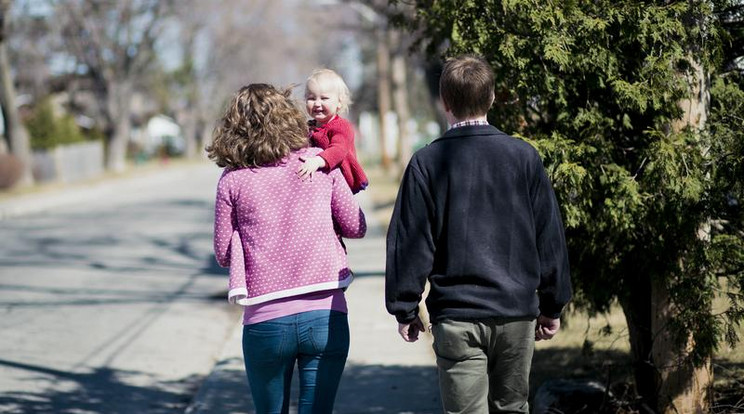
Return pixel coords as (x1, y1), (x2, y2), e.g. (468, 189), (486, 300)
(242, 310), (349, 414)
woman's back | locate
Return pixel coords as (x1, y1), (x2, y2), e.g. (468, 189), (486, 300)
(214, 147), (366, 303)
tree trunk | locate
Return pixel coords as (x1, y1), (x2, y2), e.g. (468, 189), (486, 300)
(0, 2), (33, 186)
(199, 120), (213, 160)
(177, 26), (200, 160)
(390, 29), (412, 173)
(104, 81), (133, 172)
(652, 52), (711, 414)
(619, 279), (657, 410)
(622, 275), (712, 414)
(650, 277), (712, 414)
(376, 22), (392, 171)
(622, 51), (713, 414)
(621, 51), (712, 413)
(177, 109), (198, 159)
(0, 45), (33, 186)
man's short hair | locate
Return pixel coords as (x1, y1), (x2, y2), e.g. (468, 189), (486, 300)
(439, 55), (495, 119)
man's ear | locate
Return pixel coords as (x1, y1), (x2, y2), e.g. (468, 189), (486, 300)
(441, 97), (450, 113)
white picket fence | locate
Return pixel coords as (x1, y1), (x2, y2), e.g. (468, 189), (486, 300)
(32, 141), (104, 183)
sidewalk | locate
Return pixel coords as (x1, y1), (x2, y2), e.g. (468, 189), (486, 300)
(184, 190), (441, 414)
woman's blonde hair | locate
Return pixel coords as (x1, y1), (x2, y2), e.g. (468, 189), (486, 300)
(305, 68), (352, 114)
(207, 84), (309, 168)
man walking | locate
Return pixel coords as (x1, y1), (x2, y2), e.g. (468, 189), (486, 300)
(385, 54), (572, 413)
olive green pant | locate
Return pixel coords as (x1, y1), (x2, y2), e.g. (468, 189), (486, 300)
(431, 318), (536, 414)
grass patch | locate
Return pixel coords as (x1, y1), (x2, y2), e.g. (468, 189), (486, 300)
(532, 303), (744, 412)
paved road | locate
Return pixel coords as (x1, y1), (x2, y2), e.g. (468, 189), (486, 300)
(0, 162), (441, 414)
(0, 163), (241, 413)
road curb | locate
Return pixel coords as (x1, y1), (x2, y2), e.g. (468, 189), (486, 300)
(0, 162), (214, 220)
(184, 322), (246, 414)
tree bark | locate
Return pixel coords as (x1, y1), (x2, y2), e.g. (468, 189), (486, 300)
(0, 1), (33, 186)
(622, 275), (712, 414)
(104, 81), (132, 172)
(390, 29), (412, 173)
(650, 276), (712, 414)
(178, 110), (198, 159)
(376, 22), (392, 171)
(199, 121), (213, 160)
(621, 50), (712, 414)
(651, 51), (711, 414)
(619, 279), (657, 410)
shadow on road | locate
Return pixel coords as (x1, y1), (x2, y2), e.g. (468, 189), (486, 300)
(0, 358), (202, 414)
(201, 253), (227, 277)
(0, 198), (227, 279)
(188, 359), (441, 414)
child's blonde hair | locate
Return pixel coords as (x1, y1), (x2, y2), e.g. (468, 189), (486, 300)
(305, 68), (353, 114)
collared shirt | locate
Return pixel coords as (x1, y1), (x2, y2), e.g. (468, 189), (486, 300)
(449, 119), (490, 130)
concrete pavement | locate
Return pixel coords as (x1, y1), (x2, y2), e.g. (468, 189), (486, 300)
(0, 161), (242, 413)
(0, 161), (441, 413)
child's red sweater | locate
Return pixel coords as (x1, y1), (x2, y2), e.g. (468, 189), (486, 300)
(309, 116), (368, 193)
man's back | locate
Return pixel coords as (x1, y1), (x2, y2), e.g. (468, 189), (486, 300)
(385, 53), (571, 414)
(386, 124), (571, 323)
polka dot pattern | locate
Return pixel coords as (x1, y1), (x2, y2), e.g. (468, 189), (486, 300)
(213, 147), (366, 304)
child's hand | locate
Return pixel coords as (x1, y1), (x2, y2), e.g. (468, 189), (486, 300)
(297, 156), (326, 180)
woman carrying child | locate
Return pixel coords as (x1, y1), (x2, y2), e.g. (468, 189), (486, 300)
(208, 83), (367, 414)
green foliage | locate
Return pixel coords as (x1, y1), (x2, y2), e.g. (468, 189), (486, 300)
(706, 72), (744, 349)
(25, 98), (93, 150)
(402, 0), (744, 367)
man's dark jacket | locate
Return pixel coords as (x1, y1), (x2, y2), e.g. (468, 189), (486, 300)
(385, 124), (572, 324)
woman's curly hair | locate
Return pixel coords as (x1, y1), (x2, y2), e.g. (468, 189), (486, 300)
(207, 84), (309, 168)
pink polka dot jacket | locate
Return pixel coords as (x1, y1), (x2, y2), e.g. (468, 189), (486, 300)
(213, 147), (367, 306)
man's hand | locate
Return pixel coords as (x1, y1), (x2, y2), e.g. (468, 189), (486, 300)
(398, 316), (426, 342)
(297, 156), (326, 180)
(535, 315), (561, 341)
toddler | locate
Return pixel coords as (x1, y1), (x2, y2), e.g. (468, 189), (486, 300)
(297, 69), (368, 193)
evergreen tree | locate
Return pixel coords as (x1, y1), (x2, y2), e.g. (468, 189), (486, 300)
(398, 0), (744, 411)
